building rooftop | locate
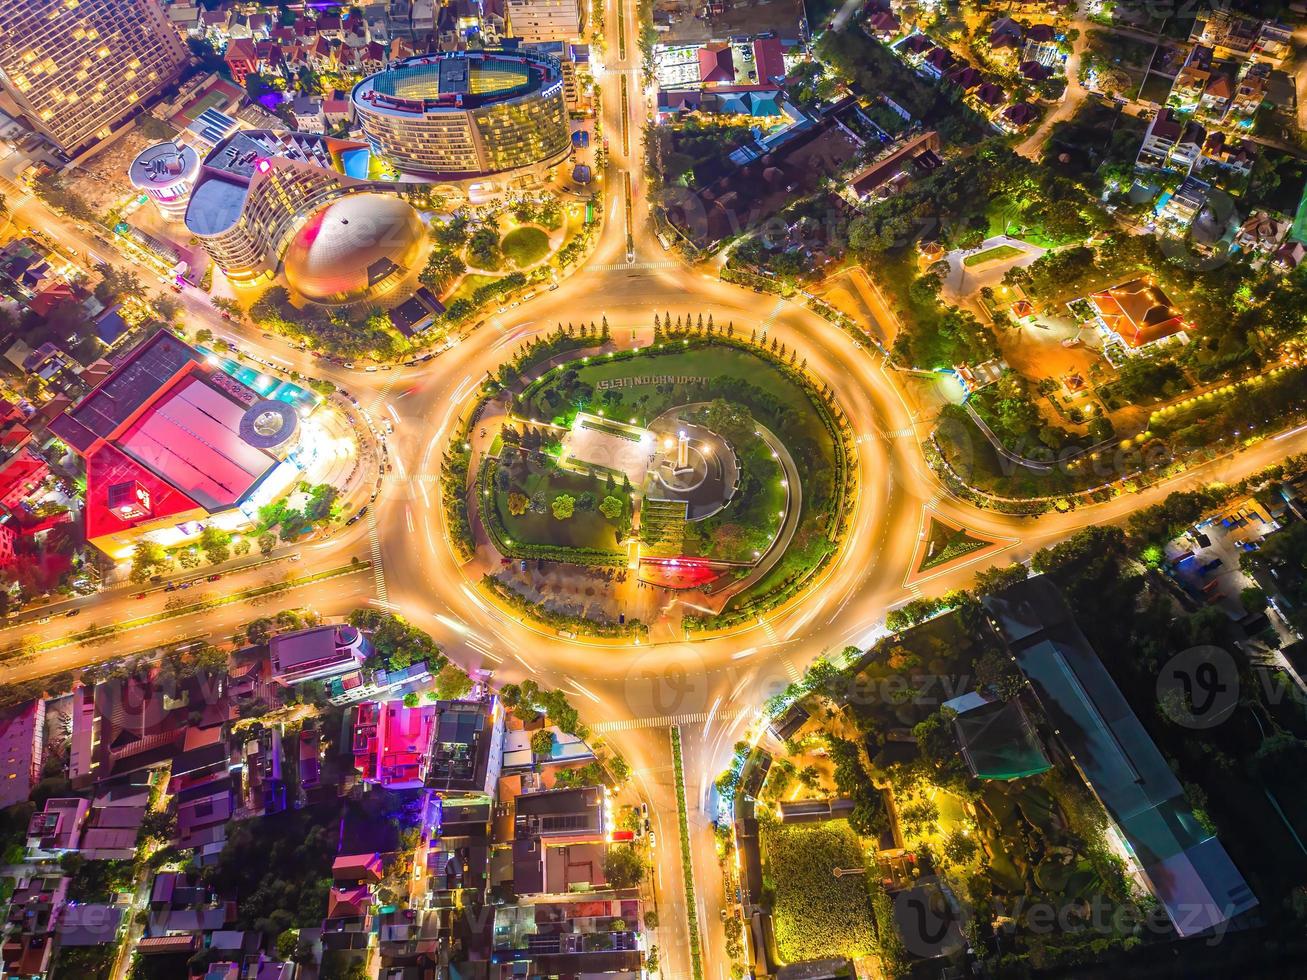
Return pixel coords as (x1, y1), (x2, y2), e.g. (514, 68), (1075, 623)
(1089, 278), (1187, 348)
(985, 576), (1258, 937)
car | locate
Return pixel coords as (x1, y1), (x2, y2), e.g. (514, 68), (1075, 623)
(288, 553), (301, 561)
(382, 365), (392, 370)
(220, 311), (232, 320)
(344, 362), (355, 369)
(133, 592), (147, 600)
(37, 616), (51, 625)
(65, 609), (81, 617)
(720, 908), (728, 922)
(644, 817), (651, 832)
(647, 831), (655, 848)
(207, 574), (221, 582)
(365, 365), (378, 373)
(640, 802), (648, 817)
(177, 581), (192, 590)
(165, 582), (178, 592)
(262, 333), (274, 339)
(356, 506), (368, 520)
(345, 515), (359, 526)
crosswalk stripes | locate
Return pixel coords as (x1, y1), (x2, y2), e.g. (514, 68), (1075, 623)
(366, 509), (389, 606)
(783, 658), (802, 682)
(592, 708), (744, 732)
(758, 616), (780, 644)
(589, 260), (681, 271)
(884, 426), (915, 439)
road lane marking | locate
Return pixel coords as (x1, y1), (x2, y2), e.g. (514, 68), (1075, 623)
(366, 509), (389, 606)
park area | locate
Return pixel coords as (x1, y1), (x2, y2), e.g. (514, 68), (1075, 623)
(760, 819), (877, 963)
(501, 225), (551, 268)
(486, 452), (631, 561)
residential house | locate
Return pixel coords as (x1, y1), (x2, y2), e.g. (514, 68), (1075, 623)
(323, 96), (352, 129)
(1001, 101), (1039, 131)
(1, 876), (68, 978)
(1235, 210), (1290, 255)
(291, 96), (326, 133)
(1232, 61), (1270, 116)
(1171, 45), (1215, 107)
(989, 17), (1025, 52)
(26, 798), (89, 857)
(1199, 131), (1257, 178)
(269, 623), (372, 685)
(425, 697), (505, 801)
(1273, 240), (1307, 271)
(225, 37), (259, 86)
(352, 699), (438, 790)
(921, 47), (959, 80)
(147, 871), (232, 937)
(1199, 71), (1235, 115)
(972, 82), (1006, 111)
(867, 9), (900, 38)
(1192, 10), (1292, 64)
(1159, 174), (1210, 229)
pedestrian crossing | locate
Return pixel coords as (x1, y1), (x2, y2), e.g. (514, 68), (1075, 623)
(589, 259), (681, 271)
(366, 509), (389, 606)
(593, 708), (745, 732)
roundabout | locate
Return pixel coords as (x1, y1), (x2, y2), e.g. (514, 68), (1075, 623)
(451, 332), (858, 641)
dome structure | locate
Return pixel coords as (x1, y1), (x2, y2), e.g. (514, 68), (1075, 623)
(283, 193), (424, 303)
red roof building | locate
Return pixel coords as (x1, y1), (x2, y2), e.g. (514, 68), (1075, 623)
(49, 331), (286, 559)
(225, 37), (259, 85)
(1089, 279), (1188, 348)
(752, 36), (786, 85)
(0, 448), (47, 510)
(698, 42), (734, 84)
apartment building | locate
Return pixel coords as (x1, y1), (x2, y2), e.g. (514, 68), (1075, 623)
(0, 0), (188, 156)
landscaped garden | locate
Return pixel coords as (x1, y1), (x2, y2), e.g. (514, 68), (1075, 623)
(484, 451), (632, 565)
(501, 225), (552, 268)
(759, 818), (877, 963)
(917, 516), (994, 573)
(516, 336), (849, 614)
(963, 244), (1024, 268)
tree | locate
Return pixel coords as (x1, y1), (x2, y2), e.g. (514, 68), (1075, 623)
(432, 663), (473, 700)
(599, 495), (624, 520)
(151, 293), (182, 323)
(603, 844), (645, 888)
(403, 692), (420, 707)
(176, 547), (201, 569)
(530, 729), (555, 758)
(551, 493), (576, 519)
(130, 541), (170, 583)
(258, 533), (277, 557)
(275, 929), (299, 962)
(508, 492), (530, 515)
(198, 526), (232, 565)
(1240, 586), (1268, 615)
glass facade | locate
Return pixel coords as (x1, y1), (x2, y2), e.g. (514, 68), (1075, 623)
(353, 52), (571, 179)
(0, 0), (187, 155)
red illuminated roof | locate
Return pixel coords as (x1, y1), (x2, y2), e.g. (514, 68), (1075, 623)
(1090, 279), (1187, 348)
(699, 43), (734, 84)
(84, 442), (201, 541)
(115, 374), (273, 511)
(753, 37), (785, 84)
(0, 449), (48, 509)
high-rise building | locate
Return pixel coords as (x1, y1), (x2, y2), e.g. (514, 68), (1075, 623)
(351, 50), (571, 182)
(0, 0), (189, 156)
(506, 0), (584, 42)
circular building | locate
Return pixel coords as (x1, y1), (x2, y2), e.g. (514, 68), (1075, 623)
(128, 141), (200, 222)
(282, 193), (424, 304)
(351, 50), (571, 184)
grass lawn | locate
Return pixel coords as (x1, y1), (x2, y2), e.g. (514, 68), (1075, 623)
(760, 819), (876, 963)
(446, 272), (499, 306)
(501, 225), (551, 268)
(918, 516), (992, 572)
(963, 244), (1024, 268)
(682, 431), (786, 563)
(493, 454), (628, 554)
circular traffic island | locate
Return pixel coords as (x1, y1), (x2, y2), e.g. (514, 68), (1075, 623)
(460, 334), (856, 640)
